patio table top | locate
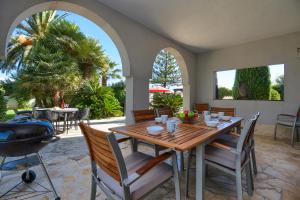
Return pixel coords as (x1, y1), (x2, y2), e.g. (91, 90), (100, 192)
(109, 117), (242, 151)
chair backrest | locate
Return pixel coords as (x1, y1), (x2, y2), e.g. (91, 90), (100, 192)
(210, 107), (236, 117)
(79, 123), (121, 182)
(237, 114), (257, 154)
(77, 108), (90, 120)
(194, 103), (209, 113)
(155, 107), (173, 117)
(132, 109), (156, 123)
(248, 112), (260, 140)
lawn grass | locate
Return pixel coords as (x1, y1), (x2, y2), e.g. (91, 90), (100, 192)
(3, 108), (32, 121)
(4, 110), (15, 121)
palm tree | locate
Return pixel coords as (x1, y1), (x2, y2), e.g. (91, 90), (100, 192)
(100, 57), (122, 86)
(0, 10), (65, 72)
(76, 37), (106, 79)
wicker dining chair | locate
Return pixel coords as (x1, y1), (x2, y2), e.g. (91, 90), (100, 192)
(194, 103), (209, 113)
(79, 123), (181, 200)
(185, 114), (257, 200)
(274, 107), (300, 147)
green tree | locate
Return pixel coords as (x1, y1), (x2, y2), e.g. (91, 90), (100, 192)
(270, 88), (281, 100)
(73, 80), (123, 119)
(101, 57), (122, 86)
(272, 75), (284, 100)
(151, 93), (183, 114)
(0, 86), (7, 121)
(48, 20), (106, 80)
(217, 87), (232, 99)
(232, 66), (271, 100)
(111, 81), (125, 111)
(151, 50), (182, 87)
(17, 37), (81, 107)
(0, 10), (65, 72)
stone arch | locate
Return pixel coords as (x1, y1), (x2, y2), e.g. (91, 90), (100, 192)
(4, 1), (130, 77)
(151, 47), (191, 109)
(3, 1), (134, 123)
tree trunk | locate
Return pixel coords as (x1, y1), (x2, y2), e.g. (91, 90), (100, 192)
(102, 76), (108, 87)
(83, 63), (92, 80)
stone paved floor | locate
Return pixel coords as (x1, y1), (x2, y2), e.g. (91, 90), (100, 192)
(0, 117), (300, 200)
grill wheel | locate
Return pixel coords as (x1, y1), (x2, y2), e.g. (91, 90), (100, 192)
(21, 170), (36, 183)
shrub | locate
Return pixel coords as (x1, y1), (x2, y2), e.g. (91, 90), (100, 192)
(151, 93), (183, 114)
(0, 87), (7, 121)
(217, 87), (232, 99)
(73, 80), (123, 119)
(111, 81), (125, 112)
(232, 66), (271, 100)
(270, 88), (281, 100)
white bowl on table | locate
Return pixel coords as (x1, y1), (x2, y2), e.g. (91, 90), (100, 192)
(147, 125), (164, 135)
(220, 116), (232, 121)
(211, 113), (219, 118)
(205, 120), (219, 127)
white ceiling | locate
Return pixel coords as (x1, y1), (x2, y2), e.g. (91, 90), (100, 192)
(97, 0), (300, 52)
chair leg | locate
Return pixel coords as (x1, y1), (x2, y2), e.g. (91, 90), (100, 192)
(36, 153), (60, 199)
(131, 138), (138, 152)
(180, 151), (184, 172)
(0, 157), (6, 182)
(251, 148), (257, 175)
(172, 153), (181, 200)
(246, 163), (253, 196)
(297, 128), (299, 142)
(154, 145), (160, 156)
(90, 175), (97, 200)
(235, 168), (243, 200)
(274, 123), (278, 140)
(185, 150), (192, 198)
(291, 126), (296, 147)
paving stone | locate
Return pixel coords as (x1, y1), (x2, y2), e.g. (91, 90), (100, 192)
(0, 118), (299, 199)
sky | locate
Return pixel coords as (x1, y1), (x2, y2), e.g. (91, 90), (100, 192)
(0, 10), (123, 85)
(216, 64), (284, 89)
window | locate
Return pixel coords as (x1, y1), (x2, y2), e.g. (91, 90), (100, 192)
(215, 64), (284, 101)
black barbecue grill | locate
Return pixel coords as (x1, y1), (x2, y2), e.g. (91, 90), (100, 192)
(0, 119), (60, 200)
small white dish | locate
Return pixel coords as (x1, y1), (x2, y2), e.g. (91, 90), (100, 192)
(155, 117), (162, 123)
(147, 125), (164, 135)
(221, 116), (232, 121)
(211, 113), (219, 118)
(205, 120), (219, 127)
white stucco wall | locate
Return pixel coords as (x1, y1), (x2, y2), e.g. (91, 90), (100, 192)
(196, 32), (300, 124)
(0, 0), (197, 124)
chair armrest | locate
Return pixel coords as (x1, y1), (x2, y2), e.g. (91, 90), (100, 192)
(210, 141), (231, 151)
(277, 114), (296, 118)
(123, 151), (173, 186)
(117, 137), (131, 143)
(229, 132), (240, 137)
(210, 141), (238, 154)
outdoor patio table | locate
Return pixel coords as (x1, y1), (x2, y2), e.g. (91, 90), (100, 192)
(109, 117), (242, 200)
(36, 108), (79, 133)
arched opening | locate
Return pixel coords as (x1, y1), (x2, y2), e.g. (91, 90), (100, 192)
(149, 47), (190, 113)
(2, 1), (132, 123)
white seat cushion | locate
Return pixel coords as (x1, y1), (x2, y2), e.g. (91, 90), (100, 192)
(98, 152), (173, 200)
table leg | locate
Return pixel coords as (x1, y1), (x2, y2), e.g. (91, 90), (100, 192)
(196, 143), (205, 200)
(63, 113), (67, 133)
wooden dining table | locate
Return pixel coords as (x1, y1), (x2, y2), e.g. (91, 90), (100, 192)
(109, 117), (242, 200)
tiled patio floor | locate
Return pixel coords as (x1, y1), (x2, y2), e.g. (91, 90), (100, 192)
(1, 117), (299, 200)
